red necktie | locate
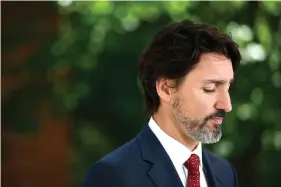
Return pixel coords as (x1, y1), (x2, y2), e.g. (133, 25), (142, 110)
(184, 154), (200, 187)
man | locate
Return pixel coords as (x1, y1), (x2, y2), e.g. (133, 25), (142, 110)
(83, 19), (241, 187)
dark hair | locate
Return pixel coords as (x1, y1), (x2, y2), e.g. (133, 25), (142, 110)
(138, 19), (241, 116)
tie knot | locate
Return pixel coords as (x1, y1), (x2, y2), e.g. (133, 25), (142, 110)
(184, 154), (200, 170)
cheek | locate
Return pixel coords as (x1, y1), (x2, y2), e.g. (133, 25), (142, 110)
(185, 90), (215, 115)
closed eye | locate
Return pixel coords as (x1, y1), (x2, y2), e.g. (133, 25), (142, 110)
(203, 88), (216, 93)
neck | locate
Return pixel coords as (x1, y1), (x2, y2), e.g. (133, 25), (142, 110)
(152, 109), (199, 151)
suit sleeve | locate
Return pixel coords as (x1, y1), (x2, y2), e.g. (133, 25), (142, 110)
(83, 161), (119, 187)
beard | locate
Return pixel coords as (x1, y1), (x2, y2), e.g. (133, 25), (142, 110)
(172, 96), (225, 144)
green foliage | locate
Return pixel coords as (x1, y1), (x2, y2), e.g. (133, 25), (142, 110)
(52, 1), (281, 187)
(3, 1), (280, 187)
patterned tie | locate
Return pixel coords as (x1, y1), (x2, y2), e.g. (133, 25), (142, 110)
(184, 154), (200, 187)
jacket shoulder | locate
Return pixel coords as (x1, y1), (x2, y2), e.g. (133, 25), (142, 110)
(83, 138), (141, 187)
(203, 148), (238, 187)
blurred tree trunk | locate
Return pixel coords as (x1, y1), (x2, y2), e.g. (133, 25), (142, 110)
(1, 2), (70, 187)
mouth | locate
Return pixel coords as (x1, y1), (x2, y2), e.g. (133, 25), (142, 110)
(210, 117), (223, 125)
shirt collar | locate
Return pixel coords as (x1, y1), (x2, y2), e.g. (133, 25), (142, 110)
(148, 117), (203, 168)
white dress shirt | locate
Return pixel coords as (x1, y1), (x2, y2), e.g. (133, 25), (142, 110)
(148, 117), (208, 187)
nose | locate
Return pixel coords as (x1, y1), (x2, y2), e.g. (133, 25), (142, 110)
(215, 92), (232, 113)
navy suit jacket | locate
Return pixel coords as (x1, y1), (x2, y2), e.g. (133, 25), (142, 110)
(83, 125), (238, 187)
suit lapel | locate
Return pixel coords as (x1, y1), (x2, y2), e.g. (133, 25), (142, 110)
(137, 125), (184, 187)
(202, 148), (224, 187)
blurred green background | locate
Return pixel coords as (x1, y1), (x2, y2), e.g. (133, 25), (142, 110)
(1, 1), (281, 187)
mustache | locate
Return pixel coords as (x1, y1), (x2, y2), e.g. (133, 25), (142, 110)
(200, 110), (227, 128)
(207, 110), (227, 120)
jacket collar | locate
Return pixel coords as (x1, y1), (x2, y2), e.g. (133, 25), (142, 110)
(137, 124), (225, 187)
(202, 148), (222, 187)
(137, 125), (184, 187)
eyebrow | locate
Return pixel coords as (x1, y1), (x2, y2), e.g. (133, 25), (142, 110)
(203, 78), (234, 85)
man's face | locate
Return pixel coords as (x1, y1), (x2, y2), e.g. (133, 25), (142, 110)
(171, 53), (234, 144)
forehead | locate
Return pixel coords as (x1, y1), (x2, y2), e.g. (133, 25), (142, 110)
(187, 53), (234, 82)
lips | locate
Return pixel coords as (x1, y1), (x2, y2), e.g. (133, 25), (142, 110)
(210, 117), (223, 124)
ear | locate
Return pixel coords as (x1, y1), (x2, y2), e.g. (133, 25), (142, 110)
(156, 78), (173, 103)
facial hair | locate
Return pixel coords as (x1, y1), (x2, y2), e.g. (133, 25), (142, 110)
(171, 96), (225, 144)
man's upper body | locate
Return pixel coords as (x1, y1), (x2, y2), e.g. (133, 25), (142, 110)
(83, 118), (238, 187)
(83, 19), (241, 187)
